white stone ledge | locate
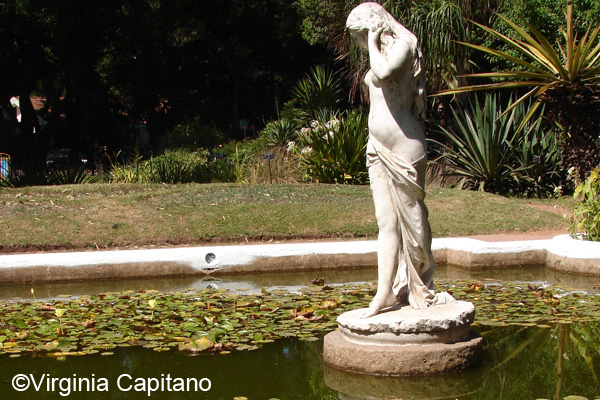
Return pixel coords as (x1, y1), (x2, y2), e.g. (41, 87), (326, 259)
(0, 235), (598, 284)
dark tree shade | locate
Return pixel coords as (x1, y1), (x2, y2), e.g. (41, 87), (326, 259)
(0, 0), (331, 172)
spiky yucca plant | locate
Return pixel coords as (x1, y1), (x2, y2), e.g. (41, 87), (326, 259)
(440, 0), (600, 182)
(431, 94), (549, 193)
(291, 65), (344, 122)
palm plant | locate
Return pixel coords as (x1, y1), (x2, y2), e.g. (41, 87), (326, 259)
(439, 0), (600, 182)
(386, 0), (471, 93)
(339, 0), (474, 102)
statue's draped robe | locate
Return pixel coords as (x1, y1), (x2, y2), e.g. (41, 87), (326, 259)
(367, 136), (452, 307)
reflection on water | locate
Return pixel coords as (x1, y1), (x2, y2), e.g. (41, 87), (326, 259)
(0, 323), (598, 399)
(0, 339), (336, 400)
(1, 264), (596, 301)
(439, 264), (600, 290)
(0, 269), (378, 300)
(325, 364), (482, 399)
(326, 322), (600, 400)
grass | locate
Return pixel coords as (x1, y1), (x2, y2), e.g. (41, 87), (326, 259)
(0, 183), (573, 253)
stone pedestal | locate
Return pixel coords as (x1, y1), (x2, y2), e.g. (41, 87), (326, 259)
(323, 301), (483, 376)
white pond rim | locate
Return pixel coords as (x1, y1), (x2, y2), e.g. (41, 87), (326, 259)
(0, 235), (597, 284)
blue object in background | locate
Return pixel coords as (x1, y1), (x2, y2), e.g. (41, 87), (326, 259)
(0, 153), (10, 179)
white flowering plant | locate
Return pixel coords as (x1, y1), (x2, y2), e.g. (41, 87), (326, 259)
(293, 109), (369, 185)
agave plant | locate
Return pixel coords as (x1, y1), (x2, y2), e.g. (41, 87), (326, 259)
(439, 0), (600, 182)
(512, 118), (564, 197)
(431, 94), (535, 193)
(260, 119), (302, 147)
(431, 92), (563, 196)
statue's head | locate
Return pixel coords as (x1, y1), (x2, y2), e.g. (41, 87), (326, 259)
(346, 2), (412, 49)
(346, 2), (390, 46)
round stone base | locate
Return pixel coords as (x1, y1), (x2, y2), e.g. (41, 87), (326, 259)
(323, 329), (483, 376)
(337, 301), (475, 346)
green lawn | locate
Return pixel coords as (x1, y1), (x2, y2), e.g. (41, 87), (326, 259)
(0, 183), (572, 253)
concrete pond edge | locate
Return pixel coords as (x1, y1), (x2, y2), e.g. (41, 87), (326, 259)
(0, 234), (598, 284)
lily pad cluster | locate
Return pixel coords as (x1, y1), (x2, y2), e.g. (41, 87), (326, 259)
(0, 279), (598, 358)
(0, 283), (374, 358)
(436, 280), (600, 326)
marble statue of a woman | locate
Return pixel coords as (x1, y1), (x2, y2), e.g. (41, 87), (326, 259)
(347, 2), (451, 318)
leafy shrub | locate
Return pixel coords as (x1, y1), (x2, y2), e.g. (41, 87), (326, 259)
(512, 121), (565, 197)
(110, 149), (211, 184)
(571, 167), (600, 241)
(441, 1), (600, 182)
(109, 154), (152, 183)
(170, 117), (226, 149)
(214, 139), (303, 184)
(196, 158), (236, 183)
(242, 148), (304, 184)
(294, 109), (368, 184)
(149, 149), (207, 183)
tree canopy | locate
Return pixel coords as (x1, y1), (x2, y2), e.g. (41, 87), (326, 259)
(0, 0), (330, 172)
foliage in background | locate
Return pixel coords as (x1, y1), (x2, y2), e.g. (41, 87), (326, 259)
(45, 168), (101, 185)
(431, 94), (562, 196)
(247, 64), (352, 184)
(439, 1), (600, 183)
(109, 149), (216, 184)
(294, 109), (368, 184)
(512, 120), (565, 198)
(260, 119), (303, 148)
(224, 143), (304, 184)
(385, 0), (472, 93)
(170, 118), (227, 150)
(109, 153), (151, 183)
(571, 167), (600, 240)
(290, 65), (345, 121)
(149, 149), (207, 184)
(240, 148), (304, 184)
(485, 0), (600, 72)
(294, 0), (498, 101)
(0, 0), (328, 171)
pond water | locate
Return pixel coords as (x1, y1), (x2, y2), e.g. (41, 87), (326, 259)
(1, 264), (596, 301)
(0, 266), (599, 399)
(0, 322), (599, 400)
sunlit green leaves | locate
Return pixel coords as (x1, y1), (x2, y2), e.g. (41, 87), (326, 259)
(430, 94), (553, 194)
(571, 166), (600, 240)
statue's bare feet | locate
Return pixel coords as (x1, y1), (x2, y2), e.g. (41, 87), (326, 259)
(408, 297), (430, 310)
(361, 292), (398, 318)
